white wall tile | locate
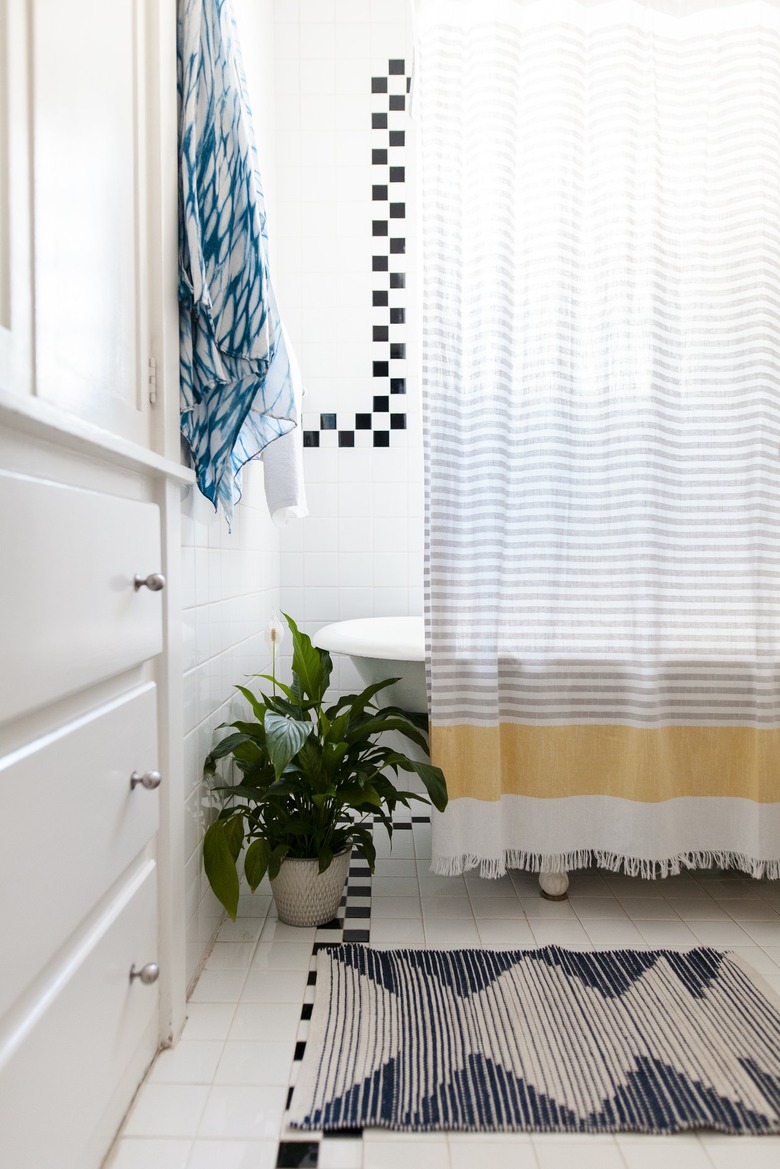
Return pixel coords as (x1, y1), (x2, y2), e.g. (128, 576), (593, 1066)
(300, 22), (336, 59)
(275, 10), (420, 675)
(301, 0), (334, 20)
(181, 460), (282, 986)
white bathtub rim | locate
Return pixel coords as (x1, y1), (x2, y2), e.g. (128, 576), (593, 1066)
(313, 616), (424, 663)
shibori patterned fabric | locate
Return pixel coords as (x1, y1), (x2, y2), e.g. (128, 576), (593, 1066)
(290, 945), (780, 1134)
(178, 0), (296, 526)
(416, 0), (780, 879)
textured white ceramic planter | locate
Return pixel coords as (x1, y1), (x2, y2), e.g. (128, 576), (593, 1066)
(270, 849), (352, 927)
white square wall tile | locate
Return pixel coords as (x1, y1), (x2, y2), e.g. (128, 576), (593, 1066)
(301, 0), (335, 23)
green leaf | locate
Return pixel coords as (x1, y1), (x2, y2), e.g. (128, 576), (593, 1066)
(349, 825), (377, 871)
(284, 612), (330, 703)
(203, 732), (253, 775)
(203, 822), (240, 920)
(320, 652), (333, 699)
(210, 782), (269, 802)
(264, 711), (313, 778)
(248, 674), (301, 705)
(326, 709), (351, 744)
(268, 843), (290, 881)
(393, 758), (449, 811)
(228, 720), (265, 741)
(264, 694), (309, 719)
(322, 742), (350, 776)
(326, 679), (397, 720)
(318, 846), (333, 875)
(223, 815), (244, 862)
(244, 838), (271, 890)
(350, 716), (430, 753)
(234, 684), (270, 726)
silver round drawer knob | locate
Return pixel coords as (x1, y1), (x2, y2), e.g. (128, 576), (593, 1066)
(130, 963), (160, 985)
(134, 572), (166, 592)
(130, 769), (162, 791)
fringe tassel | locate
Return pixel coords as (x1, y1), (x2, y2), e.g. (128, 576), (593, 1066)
(431, 849), (780, 882)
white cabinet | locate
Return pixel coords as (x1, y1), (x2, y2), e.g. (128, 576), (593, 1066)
(0, 449), (181, 1169)
(31, 0), (153, 446)
(0, 862), (161, 1169)
(0, 454), (169, 1169)
(1, 0), (175, 449)
(0, 1), (188, 1165)
(0, 0), (33, 397)
(0, 684), (160, 1017)
(0, 472), (163, 721)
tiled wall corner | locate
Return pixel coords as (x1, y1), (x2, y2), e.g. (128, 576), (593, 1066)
(180, 465), (281, 988)
(180, 0), (282, 989)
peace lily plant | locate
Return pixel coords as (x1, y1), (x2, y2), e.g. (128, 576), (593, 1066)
(203, 613), (448, 925)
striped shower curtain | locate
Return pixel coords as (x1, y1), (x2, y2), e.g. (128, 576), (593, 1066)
(418, 0), (780, 879)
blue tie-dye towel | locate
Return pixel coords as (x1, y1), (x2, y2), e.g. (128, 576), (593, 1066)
(178, 0), (296, 525)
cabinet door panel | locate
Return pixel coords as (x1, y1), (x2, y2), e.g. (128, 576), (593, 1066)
(0, 684), (159, 1017)
(0, 0), (33, 395)
(0, 863), (159, 1169)
(31, 0), (150, 444)
(0, 471), (163, 721)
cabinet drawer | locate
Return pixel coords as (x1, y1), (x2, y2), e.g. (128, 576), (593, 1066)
(0, 471), (163, 722)
(0, 862), (159, 1169)
(0, 684), (159, 1017)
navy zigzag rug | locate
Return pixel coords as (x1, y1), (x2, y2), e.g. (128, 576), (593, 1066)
(289, 945), (780, 1134)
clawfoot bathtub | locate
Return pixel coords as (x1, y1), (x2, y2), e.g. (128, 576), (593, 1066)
(313, 616), (568, 899)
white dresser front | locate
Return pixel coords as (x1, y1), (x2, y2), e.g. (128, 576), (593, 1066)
(0, 458), (168, 1169)
(0, 862), (160, 1169)
(0, 471), (164, 722)
(0, 683), (160, 1017)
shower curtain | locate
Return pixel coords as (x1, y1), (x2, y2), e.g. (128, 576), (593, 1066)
(418, 0), (780, 878)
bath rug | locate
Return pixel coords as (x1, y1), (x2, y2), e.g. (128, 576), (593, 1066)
(289, 945), (780, 1134)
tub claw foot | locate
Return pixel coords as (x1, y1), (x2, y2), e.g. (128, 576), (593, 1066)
(539, 871), (569, 901)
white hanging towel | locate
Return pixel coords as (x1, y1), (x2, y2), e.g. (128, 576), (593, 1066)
(262, 326), (308, 526)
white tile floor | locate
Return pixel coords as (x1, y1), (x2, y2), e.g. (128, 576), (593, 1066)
(108, 814), (780, 1169)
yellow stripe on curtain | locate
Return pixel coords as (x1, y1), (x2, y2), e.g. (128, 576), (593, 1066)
(430, 724), (780, 804)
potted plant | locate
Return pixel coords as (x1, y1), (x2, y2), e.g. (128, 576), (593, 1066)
(202, 614), (448, 927)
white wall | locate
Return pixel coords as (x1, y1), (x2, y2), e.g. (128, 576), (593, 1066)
(180, 0), (422, 982)
(273, 0), (422, 695)
(180, 0), (281, 989)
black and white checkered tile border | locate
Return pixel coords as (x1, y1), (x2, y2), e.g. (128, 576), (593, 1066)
(303, 60), (410, 452)
(274, 810), (431, 1168)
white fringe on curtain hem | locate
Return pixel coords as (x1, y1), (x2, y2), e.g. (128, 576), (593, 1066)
(431, 850), (780, 882)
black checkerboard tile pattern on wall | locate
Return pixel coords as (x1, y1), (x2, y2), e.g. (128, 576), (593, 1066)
(274, 815), (428, 1168)
(303, 60), (410, 451)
